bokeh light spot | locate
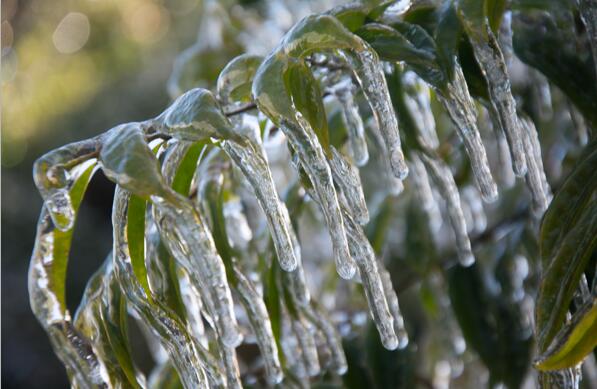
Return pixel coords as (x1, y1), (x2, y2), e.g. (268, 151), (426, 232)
(52, 12), (90, 54)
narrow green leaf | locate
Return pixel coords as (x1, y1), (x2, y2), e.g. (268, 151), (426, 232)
(486, 0), (507, 33)
(171, 142), (206, 196)
(127, 194), (153, 301)
(535, 298), (597, 371)
(540, 142), (597, 266)
(284, 60), (331, 158)
(52, 162), (97, 310)
(435, 1), (462, 82)
(263, 255), (285, 367)
(536, 200), (597, 351)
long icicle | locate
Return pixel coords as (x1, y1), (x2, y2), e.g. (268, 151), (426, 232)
(520, 116), (551, 215)
(437, 63), (498, 202)
(419, 153), (475, 267)
(329, 147), (369, 225)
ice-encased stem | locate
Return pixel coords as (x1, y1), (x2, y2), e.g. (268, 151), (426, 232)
(222, 120), (300, 272)
(112, 187), (220, 388)
(233, 266), (284, 384)
(292, 312), (321, 377)
(520, 116), (551, 215)
(347, 50), (409, 179)
(367, 117), (404, 196)
(437, 64), (498, 202)
(281, 117), (356, 280)
(410, 154), (442, 232)
(469, 26), (527, 177)
(329, 147), (369, 225)
(420, 153), (475, 267)
(378, 264), (408, 349)
(403, 71), (440, 149)
(333, 79), (369, 166)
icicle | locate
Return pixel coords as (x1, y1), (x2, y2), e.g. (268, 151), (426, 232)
(332, 78), (369, 166)
(329, 147), (369, 225)
(292, 313), (321, 377)
(437, 64), (498, 202)
(378, 264), (409, 349)
(233, 266), (284, 385)
(494, 120), (516, 187)
(520, 116), (550, 215)
(222, 115), (300, 272)
(403, 71), (440, 149)
(220, 344), (242, 389)
(337, 197), (399, 350)
(410, 154), (442, 232)
(346, 49), (409, 179)
(468, 25), (527, 177)
(367, 117), (404, 196)
(420, 153), (475, 267)
(568, 101), (589, 146)
(461, 186), (487, 233)
(281, 117), (356, 280)
(112, 187), (221, 388)
(301, 303), (348, 375)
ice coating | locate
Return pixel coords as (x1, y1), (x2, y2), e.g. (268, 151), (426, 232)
(348, 49), (408, 179)
(292, 312), (321, 377)
(461, 186), (487, 233)
(420, 154), (475, 267)
(329, 147), (369, 225)
(378, 264), (408, 349)
(437, 64), (498, 202)
(579, 0), (597, 79)
(520, 116), (551, 215)
(367, 117), (405, 196)
(222, 116), (300, 272)
(410, 154), (442, 232)
(469, 25), (527, 177)
(112, 187), (221, 388)
(403, 71), (440, 149)
(233, 266), (284, 384)
(332, 78), (369, 166)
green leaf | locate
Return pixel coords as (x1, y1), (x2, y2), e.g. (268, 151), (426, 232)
(540, 141), (597, 266)
(127, 194), (153, 301)
(161, 88), (241, 142)
(356, 23), (444, 88)
(486, 0), (507, 33)
(536, 200), (597, 351)
(263, 255), (284, 367)
(327, 4), (368, 32)
(513, 10), (597, 127)
(435, 1), (462, 82)
(100, 123), (167, 197)
(217, 54), (263, 103)
(284, 60), (331, 158)
(171, 142), (206, 196)
(456, 0), (487, 40)
(535, 297), (597, 371)
(51, 162), (97, 310)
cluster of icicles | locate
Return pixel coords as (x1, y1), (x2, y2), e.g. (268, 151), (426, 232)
(29, 11), (551, 389)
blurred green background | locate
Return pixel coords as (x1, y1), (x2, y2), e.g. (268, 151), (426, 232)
(2, 0), (206, 386)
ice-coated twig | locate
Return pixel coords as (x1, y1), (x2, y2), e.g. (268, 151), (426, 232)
(468, 24), (527, 177)
(378, 263), (408, 349)
(437, 63), (498, 202)
(112, 187), (221, 388)
(420, 153), (475, 267)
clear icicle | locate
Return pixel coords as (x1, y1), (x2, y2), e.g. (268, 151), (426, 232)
(403, 71), (440, 149)
(282, 117), (356, 280)
(520, 116), (551, 215)
(157, 143), (242, 347)
(233, 266), (284, 385)
(410, 154), (442, 232)
(347, 50), (409, 179)
(329, 147), (369, 225)
(338, 197), (399, 350)
(222, 115), (300, 272)
(301, 303), (348, 375)
(469, 26), (527, 177)
(420, 154), (475, 267)
(332, 78), (369, 166)
(378, 264), (409, 349)
(461, 186), (487, 233)
(437, 63), (498, 202)
(112, 187), (221, 388)
(292, 313), (321, 377)
(495, 122), (516, 188)
(367, 117), (404, 196)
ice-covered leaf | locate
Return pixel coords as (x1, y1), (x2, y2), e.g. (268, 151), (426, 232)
(100, 123), (167, 197)
(127, 195), (152, 300)
(217, 54), (263, 104)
